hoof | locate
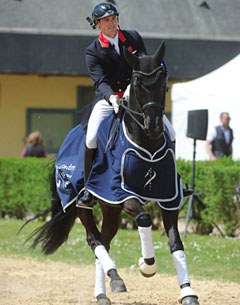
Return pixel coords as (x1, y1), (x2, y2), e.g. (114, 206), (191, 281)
(181, 296), (199, 305)
(97, 293), (111, 305)
(139, 257), (157, 278)
(108, 269), (127, 293)
(110, 278), (127, 293)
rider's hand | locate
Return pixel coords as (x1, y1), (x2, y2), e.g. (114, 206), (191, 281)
(109, 95), (120, 114)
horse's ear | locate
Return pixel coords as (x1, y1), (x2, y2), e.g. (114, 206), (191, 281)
(153, 41), (165, 64)
(123, 47), (139, 70)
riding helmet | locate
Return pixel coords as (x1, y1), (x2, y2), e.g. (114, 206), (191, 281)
(92, 2), (119, 24)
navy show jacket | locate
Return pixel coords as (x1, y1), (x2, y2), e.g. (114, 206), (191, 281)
(85, 29), (146, 103)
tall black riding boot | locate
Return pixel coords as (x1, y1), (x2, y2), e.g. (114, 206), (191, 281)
(77, 146), (97, 208)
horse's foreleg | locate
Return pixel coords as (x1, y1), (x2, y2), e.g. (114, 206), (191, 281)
(162, 208), (199, 305)
(78, 204), (126, 304)
(100, 203), (122, 251)
(77, 208), (102, 251)
(93, 204), (120, 276)
(99, 203), (127, 293)
(77, 208), (109, 302)
(124, 199), (156, 277)
(94, 258), (111, 305)
(94, 252), (126, 303)
(77, 207), (117, 274)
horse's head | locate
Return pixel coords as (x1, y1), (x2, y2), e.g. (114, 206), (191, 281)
(123, 42), (167, 140)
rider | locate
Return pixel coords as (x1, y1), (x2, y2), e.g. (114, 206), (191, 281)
(77, 2), (185, 208)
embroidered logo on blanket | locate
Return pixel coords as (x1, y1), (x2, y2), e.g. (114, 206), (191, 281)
(121, 148), (178, 200)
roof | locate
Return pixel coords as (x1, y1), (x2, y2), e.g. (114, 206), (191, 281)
(1, 0), (240, 41)
(0, 0), (240, 79)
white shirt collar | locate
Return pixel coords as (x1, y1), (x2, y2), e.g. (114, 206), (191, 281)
(102, 32), (119, 46)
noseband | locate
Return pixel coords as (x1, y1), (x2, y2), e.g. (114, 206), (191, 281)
(120, 66), (166, 131)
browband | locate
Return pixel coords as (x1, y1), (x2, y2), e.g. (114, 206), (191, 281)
(133, 66), (163, 76)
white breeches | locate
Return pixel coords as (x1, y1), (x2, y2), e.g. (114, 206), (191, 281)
(86, 99), (113, 149)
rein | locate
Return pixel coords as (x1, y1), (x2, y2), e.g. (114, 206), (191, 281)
(119, 65), (165, 131)
(119, 99), (146, 130)
(106, 59), (166, 152)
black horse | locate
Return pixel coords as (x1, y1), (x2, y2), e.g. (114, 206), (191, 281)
(27, 42), (199, 305)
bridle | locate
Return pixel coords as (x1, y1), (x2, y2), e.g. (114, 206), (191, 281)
(119, 65), (166, 131)
(105, 64), (166, 151)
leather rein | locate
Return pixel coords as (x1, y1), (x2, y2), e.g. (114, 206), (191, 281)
(119, 66), (166, 131)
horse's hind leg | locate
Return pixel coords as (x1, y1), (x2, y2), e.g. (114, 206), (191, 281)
(162, 208), (199, 305)
(124, 199), (157, 277)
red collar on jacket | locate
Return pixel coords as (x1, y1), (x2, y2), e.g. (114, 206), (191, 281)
(98, 29), (133, 52)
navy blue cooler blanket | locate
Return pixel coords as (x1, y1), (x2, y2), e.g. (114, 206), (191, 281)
(56, 113), (183, 211)
(55, 124), (85, 211)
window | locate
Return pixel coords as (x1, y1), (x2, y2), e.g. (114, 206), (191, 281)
(27, 108), (77, 154)
(77, 86), (94, 109)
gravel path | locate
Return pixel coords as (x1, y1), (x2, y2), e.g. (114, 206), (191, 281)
(1, 256), (240, 305)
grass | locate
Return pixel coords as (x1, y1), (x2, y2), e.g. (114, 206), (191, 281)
(0, 218), (239, 284)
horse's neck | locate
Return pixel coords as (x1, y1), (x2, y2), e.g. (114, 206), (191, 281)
(124, 114), (164, 154)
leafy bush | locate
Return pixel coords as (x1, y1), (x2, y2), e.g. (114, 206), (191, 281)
(0, 157), (240, 236)
(177, 157), (240, 236)
(0, 158), (53, 218)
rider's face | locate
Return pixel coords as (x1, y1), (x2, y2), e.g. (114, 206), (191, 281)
(97, 15), (118, 38)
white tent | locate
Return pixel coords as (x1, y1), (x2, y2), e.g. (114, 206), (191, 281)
(171, 54), (240, 161)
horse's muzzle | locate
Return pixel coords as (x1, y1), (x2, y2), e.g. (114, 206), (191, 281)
(144, 116), (164, 139)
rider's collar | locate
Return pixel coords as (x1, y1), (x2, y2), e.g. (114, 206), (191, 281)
(98, 29), (126, 48)
(102, 32), (118, 46)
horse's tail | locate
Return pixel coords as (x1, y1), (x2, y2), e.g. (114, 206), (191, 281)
(23, 166), (77, 255)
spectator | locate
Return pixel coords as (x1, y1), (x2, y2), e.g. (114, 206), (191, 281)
(205, 112), (233, 160)
(21, 131), (47, 158)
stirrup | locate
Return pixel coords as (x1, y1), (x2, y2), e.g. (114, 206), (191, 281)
(183, 184), (194, 197)
(76, 190), (96, 209)
(183, 188), (194, 197)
